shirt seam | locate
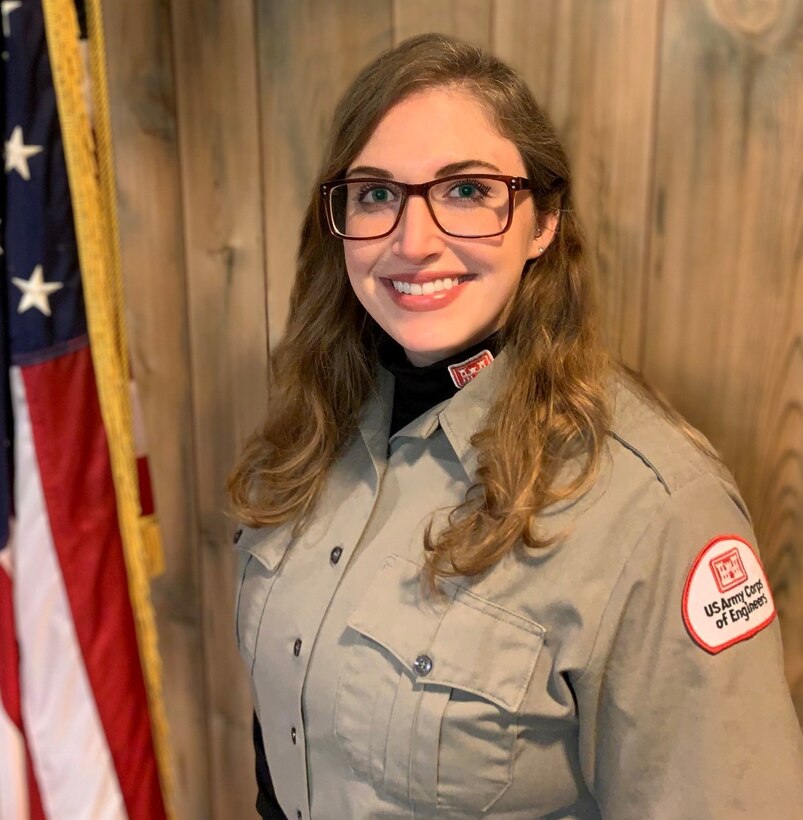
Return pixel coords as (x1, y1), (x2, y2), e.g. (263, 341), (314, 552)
(572, 472), (720, 686)
(607, 430), (671, 495)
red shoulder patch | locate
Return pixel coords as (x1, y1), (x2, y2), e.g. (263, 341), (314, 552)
(682, 535), (776, 654)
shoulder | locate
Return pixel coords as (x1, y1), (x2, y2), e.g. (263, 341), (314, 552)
(604, 369), (747, 514)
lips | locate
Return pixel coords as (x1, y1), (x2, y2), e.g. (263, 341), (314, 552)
(380, 273), (475, 312)
(389, 275), (472, 295)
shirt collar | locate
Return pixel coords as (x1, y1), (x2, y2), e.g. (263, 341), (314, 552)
(438, 349), (507, 480)
(357, 350), (507, 481)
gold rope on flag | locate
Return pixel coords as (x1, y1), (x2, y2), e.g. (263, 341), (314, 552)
(40, 0), (175, 814)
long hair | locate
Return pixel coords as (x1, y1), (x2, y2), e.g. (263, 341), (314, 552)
(227, 33), (612, 581)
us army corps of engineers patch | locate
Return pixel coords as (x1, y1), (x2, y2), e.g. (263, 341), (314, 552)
(682, 535), (776, 654)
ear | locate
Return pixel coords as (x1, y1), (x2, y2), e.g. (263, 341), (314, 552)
(528, 209), (560, 259)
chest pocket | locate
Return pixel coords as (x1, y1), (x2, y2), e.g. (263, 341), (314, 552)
(334, 553), (546, 813)
(233, 523), (294, 674)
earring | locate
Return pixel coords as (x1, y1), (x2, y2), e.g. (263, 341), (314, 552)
(535, 227), (543, 238)
(537, 246), (545, 254)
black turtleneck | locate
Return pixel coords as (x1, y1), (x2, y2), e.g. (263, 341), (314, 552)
(379, 332), (501, 436)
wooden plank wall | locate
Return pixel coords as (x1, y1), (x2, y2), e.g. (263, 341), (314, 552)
(101, 1), (803, 817)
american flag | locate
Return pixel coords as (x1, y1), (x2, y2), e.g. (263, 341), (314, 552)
(1, 1), (168, 817)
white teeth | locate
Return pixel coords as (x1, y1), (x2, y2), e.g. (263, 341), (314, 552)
(391, 276), (462, 295)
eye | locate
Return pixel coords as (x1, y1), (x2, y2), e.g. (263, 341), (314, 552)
(357, 183), (398, 204)
(446, 178), (492, 200)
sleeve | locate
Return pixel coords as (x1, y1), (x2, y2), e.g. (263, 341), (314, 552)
(575, 473), (803, 819)
(253, 712), (288, 820)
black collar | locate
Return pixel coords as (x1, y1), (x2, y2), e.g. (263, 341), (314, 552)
(378, 332), (501, 436)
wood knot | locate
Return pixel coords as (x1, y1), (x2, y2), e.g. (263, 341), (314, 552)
(706, 0), (793, 43)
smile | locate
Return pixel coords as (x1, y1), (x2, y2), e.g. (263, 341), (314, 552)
(380, 274), (476, 312)
(388, 275), (473, 295)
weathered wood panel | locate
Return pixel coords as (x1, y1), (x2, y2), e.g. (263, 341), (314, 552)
(100, 2), (210, 817)
(642, 0), (803, 712)
(257, 0), (394, 346)
(392, 0), (493, 47)
(168, 0), (268, 817)
(494, 0), (663, 368)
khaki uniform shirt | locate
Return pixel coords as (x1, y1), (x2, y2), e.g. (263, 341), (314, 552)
(234, 357), (803, 819)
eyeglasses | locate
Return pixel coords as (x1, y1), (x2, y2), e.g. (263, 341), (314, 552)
(320, 174), (532, 240)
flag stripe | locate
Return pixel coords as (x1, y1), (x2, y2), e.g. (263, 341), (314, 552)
(12, 364), (125, 819)
(0, 693), (30, 820)
(0, 560), (37, 820)
(19, 348), (166, 820)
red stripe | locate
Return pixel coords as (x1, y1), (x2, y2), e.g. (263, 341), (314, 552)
(22, 347), (166, 820)
(0, 566), (22, 731)
(26, 745), (46, 820)
(136, 456), (155, 517)
(0, 566), (47, 820)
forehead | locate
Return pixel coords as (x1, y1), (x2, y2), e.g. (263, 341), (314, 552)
(349, 87), (525, 179)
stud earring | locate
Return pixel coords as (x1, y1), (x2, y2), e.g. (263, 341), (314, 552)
(537, 246), (545, 254)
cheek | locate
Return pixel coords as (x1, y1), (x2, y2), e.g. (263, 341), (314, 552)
(344, 245), (383, 293)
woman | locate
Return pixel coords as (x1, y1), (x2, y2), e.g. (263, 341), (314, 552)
(229, 34), (803, 819)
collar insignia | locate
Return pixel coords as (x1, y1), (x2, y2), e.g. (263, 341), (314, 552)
(447, 349), (494, 389)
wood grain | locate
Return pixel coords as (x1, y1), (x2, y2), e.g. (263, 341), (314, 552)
(168, 0), (269, 816)
(494, 0), (663, 368)
(392, 0), (493, 47)
(99, 1), (210, 817)
(257, 0), (394, 347)
(642, 0), (803, 714)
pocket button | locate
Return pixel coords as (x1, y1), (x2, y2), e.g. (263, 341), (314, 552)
(413, 654), (433, 676)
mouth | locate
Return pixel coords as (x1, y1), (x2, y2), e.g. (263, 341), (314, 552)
(379, 273), (477, 312)
(381, 274), (476, 296)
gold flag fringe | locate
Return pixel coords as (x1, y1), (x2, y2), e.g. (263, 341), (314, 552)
(40, 0), (175, 815)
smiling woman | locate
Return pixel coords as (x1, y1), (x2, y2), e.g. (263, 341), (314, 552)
(332, 87), (553, 366)
(227, 33), (803, 820)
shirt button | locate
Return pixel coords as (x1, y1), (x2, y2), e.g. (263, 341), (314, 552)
(329, 546), (343, 565)
(291, 726), (297, 744)
(293, 638), (302, 657)
(233, 527), (242, 544)
(297, 812), (302, 820)
(413, 654), (433, 676)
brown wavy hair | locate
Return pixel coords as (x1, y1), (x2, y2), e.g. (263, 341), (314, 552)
(227, 33), (612, 582)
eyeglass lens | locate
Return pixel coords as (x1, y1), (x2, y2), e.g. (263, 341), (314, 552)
(328, 177), (511, 239)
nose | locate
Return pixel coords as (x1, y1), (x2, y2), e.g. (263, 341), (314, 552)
(392, 194), (444, 261)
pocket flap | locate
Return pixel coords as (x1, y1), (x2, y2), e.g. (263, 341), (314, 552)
(347, 554), (546, 713)
(234, 522), (294, 572)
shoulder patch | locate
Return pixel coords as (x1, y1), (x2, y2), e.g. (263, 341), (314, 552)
(682, 535), (776, 654)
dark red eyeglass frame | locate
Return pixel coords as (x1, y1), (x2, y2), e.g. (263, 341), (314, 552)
(320, 174), (533, 240)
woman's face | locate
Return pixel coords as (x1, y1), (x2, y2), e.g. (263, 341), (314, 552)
(342, 87), (556, 366)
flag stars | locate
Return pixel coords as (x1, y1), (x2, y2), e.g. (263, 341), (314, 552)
(5, 126), (44, 181)
(12, 265), (64, 317)
(1, 1), (21, 38)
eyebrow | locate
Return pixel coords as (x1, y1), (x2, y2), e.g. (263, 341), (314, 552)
(345, 159), (503, 179)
